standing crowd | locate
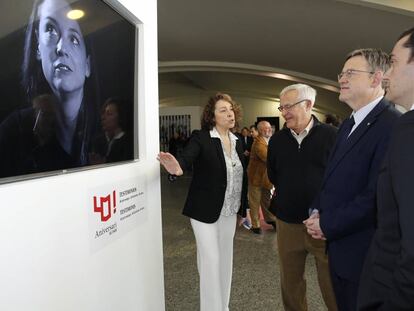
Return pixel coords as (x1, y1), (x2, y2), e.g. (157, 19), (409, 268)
(158, 27), (414, 311)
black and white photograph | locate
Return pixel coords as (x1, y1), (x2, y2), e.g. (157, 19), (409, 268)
(0, 0), (136, 180)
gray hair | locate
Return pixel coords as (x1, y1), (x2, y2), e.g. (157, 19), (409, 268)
(257, 120), (271, 131)
(345, 48), (390, 73)
(279, 83), (317, 105)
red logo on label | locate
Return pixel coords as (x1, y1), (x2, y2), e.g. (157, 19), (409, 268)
(93, 191), (117, 222)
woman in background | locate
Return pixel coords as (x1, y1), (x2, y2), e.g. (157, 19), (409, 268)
(158, 93), (247, 311)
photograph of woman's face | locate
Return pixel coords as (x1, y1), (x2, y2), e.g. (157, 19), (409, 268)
(0, 0), (136, 180)
(36, 0), (90, 96)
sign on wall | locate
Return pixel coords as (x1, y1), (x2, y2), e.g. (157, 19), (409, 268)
(88, 177), (146, 252)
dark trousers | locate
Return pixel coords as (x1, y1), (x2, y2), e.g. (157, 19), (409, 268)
(330, 264), (359, 311)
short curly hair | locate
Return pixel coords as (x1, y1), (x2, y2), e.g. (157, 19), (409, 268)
(201, 93), (242, 130)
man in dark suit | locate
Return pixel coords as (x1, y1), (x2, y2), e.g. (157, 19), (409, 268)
(240, 127), (253, 160)
(357, 28), (414, 311)
(304, 49), (401, 311)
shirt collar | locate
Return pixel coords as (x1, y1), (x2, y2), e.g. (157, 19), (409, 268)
(352, 96), (383, 126)
(106, 131), (125, 142)
(256, 135), (270, 144)
(290, 116), (314, 136)
(209, 127), (239, 142)
(410, 104), (414, 111)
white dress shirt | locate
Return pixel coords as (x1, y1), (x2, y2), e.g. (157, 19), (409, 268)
(349, 96), (383, 136)
(290, 117), (314, 146)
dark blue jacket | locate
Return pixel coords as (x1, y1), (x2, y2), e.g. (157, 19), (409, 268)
(312, 98), (400, 281)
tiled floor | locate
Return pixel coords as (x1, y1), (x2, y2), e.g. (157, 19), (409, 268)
(162, 172), (328, 310)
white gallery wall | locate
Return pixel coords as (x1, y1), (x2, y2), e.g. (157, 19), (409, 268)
(0, 1), (164, 310)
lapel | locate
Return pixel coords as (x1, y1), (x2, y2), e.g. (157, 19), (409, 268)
(235, 139), (246, 169)
(209, 129), (244, 172)
(255, 135), (266, 146)
(324, 99), (389, 181)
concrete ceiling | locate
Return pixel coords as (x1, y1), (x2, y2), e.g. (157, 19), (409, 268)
(158, 0), (414, 116)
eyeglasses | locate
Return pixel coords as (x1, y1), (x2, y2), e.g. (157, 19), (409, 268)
(277, 99), (306, 112)
(337, 69), (375, 81)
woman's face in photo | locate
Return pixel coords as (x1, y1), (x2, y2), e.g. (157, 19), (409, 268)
(36, 0), (90, 96)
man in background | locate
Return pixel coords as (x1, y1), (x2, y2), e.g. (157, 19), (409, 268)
(249, 125), (258, 139)
(247, 121), (276, 234)
(240, 127), (253, 161)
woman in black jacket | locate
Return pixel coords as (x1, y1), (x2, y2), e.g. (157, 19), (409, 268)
(158, 93), (247, 311)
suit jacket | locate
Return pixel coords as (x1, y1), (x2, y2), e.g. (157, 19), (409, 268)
(177, 129), (248, 223)
(241, 135), (253, 152)
(312, 99), (400, 281)
(358, 110), (414, 310)
(247, 135), (272, 189)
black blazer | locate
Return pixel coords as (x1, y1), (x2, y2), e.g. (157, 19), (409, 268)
(358, 111), (414, 310)
(176, 129), (248, 223)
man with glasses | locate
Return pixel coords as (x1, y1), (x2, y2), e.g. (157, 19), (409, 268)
(267, 83), (337, 311)
(304, 49), (400, 311)
(357, 28), (414, 310)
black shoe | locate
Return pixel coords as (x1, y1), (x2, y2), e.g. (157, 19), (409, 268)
(266, 221), (277, 231)
(251, 227), (262, 234)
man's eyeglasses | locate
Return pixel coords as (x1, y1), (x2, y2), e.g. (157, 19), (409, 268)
(277, 99), (306, 112)
(337, 69), (375, 81)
